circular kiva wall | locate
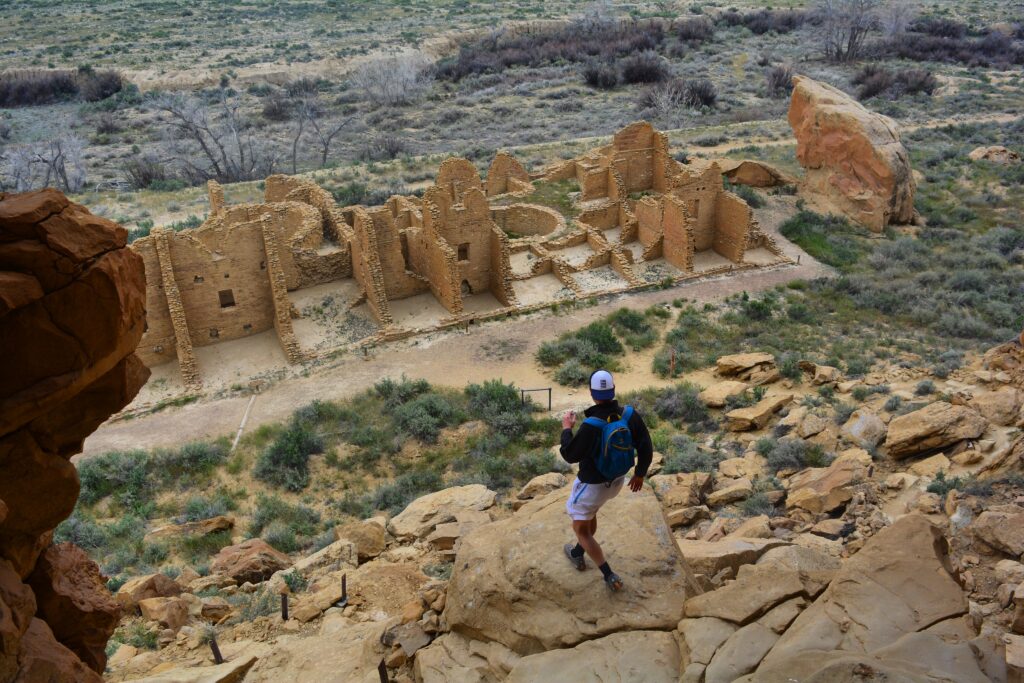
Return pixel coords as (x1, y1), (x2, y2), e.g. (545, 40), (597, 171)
(490, 203), (565, 238)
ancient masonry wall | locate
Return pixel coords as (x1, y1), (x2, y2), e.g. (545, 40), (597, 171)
(437, 158), (484, 202)
(486, 151), (531, 197)
(671, 165), (722, 252)
(260, 216), (304, 363)
(363, 208), (426, 301)
(662, 195), (694, 272)
(407, 203), (463, 315)
(713, 191), (752, 263)
(609, 122), (657, 194)
(347, 207), (393, 327)
(207, 180), (225, 215)
(153, 230), (200, 388)
(133, 239), (177, 366)
(489, 204), (564, 237)
(488, 226), (518, 307)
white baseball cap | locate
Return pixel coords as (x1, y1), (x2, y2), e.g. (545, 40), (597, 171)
(590, 369), (615, 400)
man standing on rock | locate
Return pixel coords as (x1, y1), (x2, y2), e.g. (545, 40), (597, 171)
(560, 369), (653, 591)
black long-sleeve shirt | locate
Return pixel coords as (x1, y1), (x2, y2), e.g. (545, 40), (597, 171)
(560, 400), (653, 484)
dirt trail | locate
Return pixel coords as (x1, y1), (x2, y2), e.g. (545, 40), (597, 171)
(82, 198), (827, 459)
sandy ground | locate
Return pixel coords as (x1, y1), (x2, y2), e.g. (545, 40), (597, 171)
(82, 194), (827, 459)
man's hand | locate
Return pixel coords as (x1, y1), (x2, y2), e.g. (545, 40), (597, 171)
(561, 410), (576, 430)
(628, 475), (644, 493)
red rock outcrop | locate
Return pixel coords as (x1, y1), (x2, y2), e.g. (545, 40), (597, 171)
(27, 544), (121, 673)
(0, 189), (149, 678)
(788, 75), (916, 232)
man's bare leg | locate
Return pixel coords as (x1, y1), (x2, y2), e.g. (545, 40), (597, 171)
(572, 518), (606, 566)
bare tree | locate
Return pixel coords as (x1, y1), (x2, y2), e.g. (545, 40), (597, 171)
(813, 0), (881, 62)
(153, 93), (280, 184)
(879, 1), (917, 37)
(577, 0), (617, 29)
(4, 145), (36, 192)
(350, 51), (434, 106)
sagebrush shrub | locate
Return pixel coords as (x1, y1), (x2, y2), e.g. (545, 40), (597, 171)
(253, 422), (323, 491)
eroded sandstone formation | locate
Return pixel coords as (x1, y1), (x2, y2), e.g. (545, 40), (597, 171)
(788, 75), (916, 232)
(0, 189), (149, 679)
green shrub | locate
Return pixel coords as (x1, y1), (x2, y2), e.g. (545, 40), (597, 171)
(554, 359), (590, 386)
(883, 395), (903, 412)
(78, 450), (152, 508)
(662, 435), (721, 473)
(229, 588), (278, 623)
(369, 470), (444, 516)
(394, 393), (461, 443)
(739, 492), (775, 516)
(374, 375), (431, 408)
(766, 438), (831, 473)
(180, 491), (234, 523)
(253, 422), (323, 491)
(174, 530), (233, 565)
(780, 211), (868, 269)
(262, 522), (299, 553)
(283, 571), (308, 593)
(465, 379), (531, 438)
(152, 441), (228, 487)
(926, 471), (961, 496)
(653, 383), (715, 430)
(915, 379), (936, 396)
(249, 494), (321, 538)
(54, 511), (107, 549)
(291, 399), (344, 426)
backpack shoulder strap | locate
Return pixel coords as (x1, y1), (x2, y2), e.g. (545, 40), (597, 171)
(582, 416), (606, 429)
(622, 405), (634, 422)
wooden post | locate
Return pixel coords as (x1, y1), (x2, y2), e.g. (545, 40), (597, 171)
(378, 658), (389, 683)
(281, 593), (289, 621)
(670, 349), (676, 377)
(209, 636), (224, 665)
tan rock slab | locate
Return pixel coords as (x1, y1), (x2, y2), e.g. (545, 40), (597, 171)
(332, 520), (386, 563)
(707, 478), (753, 507)
(677, 538), (789, 577)
(705, 621), (779, 683)
(885, 402), (988, 459)
(388, 484), (496, 541)
(506, 630), (680, 683)
(699, 380), (750, 408)
(726, 394), (792, 431)
(908, 453), (951, 478)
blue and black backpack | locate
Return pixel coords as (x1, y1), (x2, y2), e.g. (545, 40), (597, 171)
(583, 406), (636, 480)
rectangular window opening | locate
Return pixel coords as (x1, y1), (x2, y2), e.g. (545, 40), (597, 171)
(219, 289), (236, 308)
(458, 242), (470, 261)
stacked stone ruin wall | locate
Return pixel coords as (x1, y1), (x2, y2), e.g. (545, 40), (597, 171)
(433, 189), (502, 296)
(671, 168), (721, 252)
(577, 163), (609, 202)
(662, 195), (694, 272)
(489, 204), (564, 237)
(486, 152), (531, 197)
(260, 217), (304, 363)
(348, 207), (393, 327)
(407, 218), (463, 315)
(133, 238), (177, 366)
(635, 197), (663, 250)
(152, 231), (200, 388)
(437, 158), (484, 203)
(578, 202), (620, 230)
(713, 191), (752, 263)
(163, 221), (277, 349)
(487, 226), (518, 307)
(362, 209), (425, 301)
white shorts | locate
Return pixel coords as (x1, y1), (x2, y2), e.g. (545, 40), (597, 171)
(566, 476), (626, 521)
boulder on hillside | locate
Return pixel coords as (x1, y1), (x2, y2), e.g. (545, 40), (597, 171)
(243, 616), (387, 683)
(0, 189), (148, 679)
(113, 656), (258, 683)
(884, 402), (988, 459)
(751, 515), (984, 680)
(444, 487), (699, 655)
(785, 449), (871, 514)
(788, 75), (916, 231)
(515, 473), (567, 503)
(725, 394), (793, 431)
(144, 515), (233, 543)
(699, 380), (750, 408)
(506, 630), (680, 683)
(840, 409), (887, 448)
(210, 539), (290, 584)
(0, 559), (35, 681)
(138, 596), (188, 632)
(970, 507), (1024, 557)
(968, 387), (1023, 427)
(414, 632), (521, 683)
(13, 618), (103, 683)
(26, 543), (121, 674)
(715, 353), (778, 385)
(969, 145), (1021, 164)
(116, 573), (182, 613)
(676, 538), (789, 577)
(387, 485), (496, 541)
(649, 472), (712, 510)
(798, 361), (842, 385)
(332, 520), (386, 563)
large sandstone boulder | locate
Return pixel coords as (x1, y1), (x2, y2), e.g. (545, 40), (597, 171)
(332, 520), (386, 563)
(0, 189), (148, 679)
(884, 402), (988, 459)
(677, 538), (788, 577)
(444, 487), (698, 655)
(971, 507), (1024, 557)
(715, 353), (778, 385)
(840, 409), (887, 448)
(210, 539), (291, 584)
(968, 387), (1023, 427)
(750, 515), (984, 680)
(698, 380), (749, 408)
(144, 515), (234, 542)
(26, 544), (120, 672)
(387, 485), (496, 541)
(505, 630), (680, 683)
(0, 559), (35, 681)
(13, 618), (103, 683)
(725, 393), (792, 431)
(414, 632), (520, 683)
(785, 449), (871, 514)
(116, 572), (182, 613)
(969, 145), (1021, 164)
(788, 75), (916, 231)
(114, 656), (258, 683)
